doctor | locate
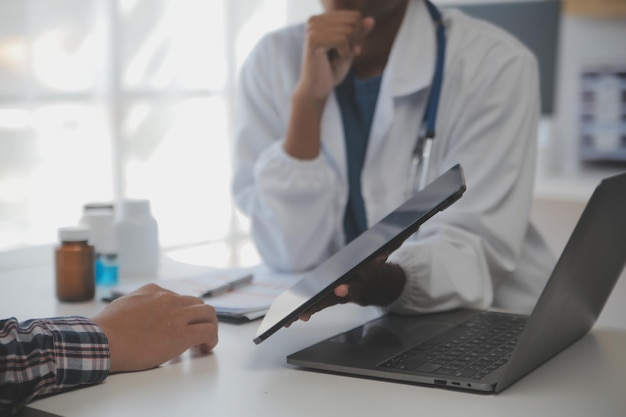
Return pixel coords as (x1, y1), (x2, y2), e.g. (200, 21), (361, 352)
(232, 0), (555, 315)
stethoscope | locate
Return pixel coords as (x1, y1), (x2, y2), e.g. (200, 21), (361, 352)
(405, 0), (446, 197)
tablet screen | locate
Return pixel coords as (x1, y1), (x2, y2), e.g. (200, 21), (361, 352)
(254, 164), (466, 344)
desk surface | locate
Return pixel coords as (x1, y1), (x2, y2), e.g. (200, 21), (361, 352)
(2, 265), (626, 417)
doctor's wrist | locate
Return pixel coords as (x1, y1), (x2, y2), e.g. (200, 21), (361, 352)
(356, 262), (406, 307)
(284, 93), (326, 159)
(291, 90), (327, 113)
(378, 262), (407, 306)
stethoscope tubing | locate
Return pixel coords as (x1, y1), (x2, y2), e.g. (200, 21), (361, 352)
(405, 0), (446, 197)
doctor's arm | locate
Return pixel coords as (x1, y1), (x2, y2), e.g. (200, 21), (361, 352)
(232, 33), (348, 273)
(386, 47), (541, 314)
(284, 11), (375, 159)
(232, 12), (375, 274)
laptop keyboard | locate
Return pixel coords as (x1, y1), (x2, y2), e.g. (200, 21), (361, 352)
(379, 312), (526, 380)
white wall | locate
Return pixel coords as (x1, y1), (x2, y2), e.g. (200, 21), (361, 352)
(286, 0), (320, 24)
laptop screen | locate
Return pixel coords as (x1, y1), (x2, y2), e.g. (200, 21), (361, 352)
(254, 164), (467, 344)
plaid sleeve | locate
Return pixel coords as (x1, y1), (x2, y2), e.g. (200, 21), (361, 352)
(0, 316), (110, 415)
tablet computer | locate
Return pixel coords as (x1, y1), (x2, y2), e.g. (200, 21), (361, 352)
(254, 164), (466, 344)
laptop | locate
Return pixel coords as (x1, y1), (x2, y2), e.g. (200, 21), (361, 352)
(254, 164), (467, 344)
(282, 171), (626, 393)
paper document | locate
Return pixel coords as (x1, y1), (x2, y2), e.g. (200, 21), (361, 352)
(110, 269), (254, 298)
(107, 267), (293, 323)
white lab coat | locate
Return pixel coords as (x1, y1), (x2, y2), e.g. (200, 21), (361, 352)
(232, 0), (556, 314)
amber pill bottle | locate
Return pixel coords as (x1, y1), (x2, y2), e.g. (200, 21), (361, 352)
(55, 226), (96, 302)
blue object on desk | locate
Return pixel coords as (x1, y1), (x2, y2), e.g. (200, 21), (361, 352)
(96, 254), (118, 286)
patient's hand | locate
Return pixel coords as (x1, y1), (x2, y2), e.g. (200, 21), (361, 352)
(93, 284), (219, 373)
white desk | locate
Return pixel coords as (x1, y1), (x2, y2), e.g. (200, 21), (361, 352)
(2, 265), (626, 417)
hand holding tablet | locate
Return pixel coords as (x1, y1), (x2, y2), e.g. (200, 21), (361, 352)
(254, 164), (466, 344)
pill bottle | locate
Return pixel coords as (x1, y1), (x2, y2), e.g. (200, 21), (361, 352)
(80, 211), (118, 286)
(55, 226), (96, 302)
(115, 199), (160, 278)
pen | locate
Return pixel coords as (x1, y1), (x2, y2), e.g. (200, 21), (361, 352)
(202, 274), (254, 298)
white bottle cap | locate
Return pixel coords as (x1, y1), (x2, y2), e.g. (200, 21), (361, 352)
(58, 226), (90, 242)
(118, 199), (151, 218)
(81, 212), (116, 254)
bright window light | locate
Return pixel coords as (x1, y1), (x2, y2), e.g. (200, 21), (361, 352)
(0, 0), (293, 269)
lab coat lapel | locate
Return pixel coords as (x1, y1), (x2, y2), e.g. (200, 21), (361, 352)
(364, 0), (436, 165)
(366, 78), (394, 163)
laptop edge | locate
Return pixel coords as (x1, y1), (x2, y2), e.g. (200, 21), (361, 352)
(287, 171), (626, 394)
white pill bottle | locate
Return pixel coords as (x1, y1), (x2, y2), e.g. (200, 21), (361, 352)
(115, 199), (160, 279)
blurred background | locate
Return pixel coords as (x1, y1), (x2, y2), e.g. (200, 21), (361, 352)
(0, 0), (625, 278)
(0, 0), (303, 269)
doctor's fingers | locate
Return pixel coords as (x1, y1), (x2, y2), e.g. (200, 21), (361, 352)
(306, 12), (370, 57)
(297, 291), (350, 322)
(342, 262), (388, 306)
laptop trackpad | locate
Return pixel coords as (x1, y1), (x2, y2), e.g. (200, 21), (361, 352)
(288, 311), (479, 369)
(329, 316), (451, 350)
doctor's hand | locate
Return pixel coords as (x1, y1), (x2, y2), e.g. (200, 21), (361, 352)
(292, 254), (406, 324)
(295, 11), (375, 102)
(92, 284), (218, 374)
(284, 11), (375, 160)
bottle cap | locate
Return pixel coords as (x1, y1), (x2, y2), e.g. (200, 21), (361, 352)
(82, 211), (114, 229)
(80, 212), (116, 253)
(58, 226), (90, 242)
(118, 199), (151, 217)
(83, 202), (114, 213)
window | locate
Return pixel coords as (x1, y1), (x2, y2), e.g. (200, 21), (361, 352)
(0, 0), (306, 268)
